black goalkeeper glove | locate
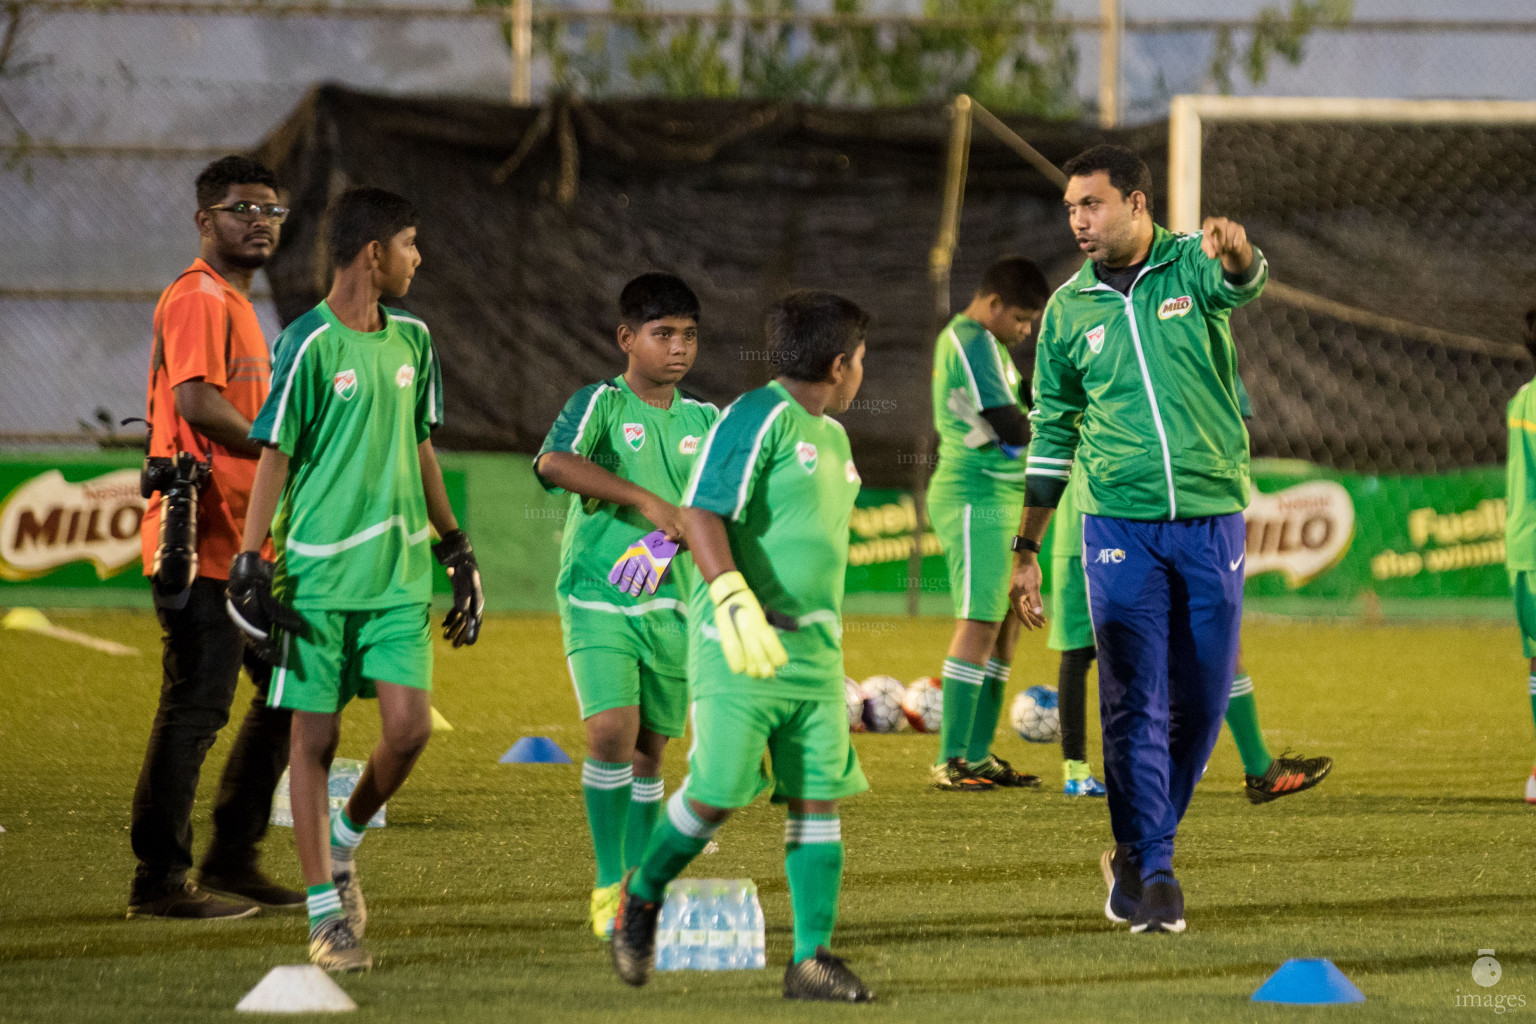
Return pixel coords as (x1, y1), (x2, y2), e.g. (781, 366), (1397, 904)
(433, 529), (484, 647)
(225, 551), (305, 665)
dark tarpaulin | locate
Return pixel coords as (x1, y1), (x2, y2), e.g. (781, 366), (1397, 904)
(256, 86), (1161, 487)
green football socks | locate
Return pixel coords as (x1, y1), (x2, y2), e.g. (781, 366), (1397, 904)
(581, 758), (633, 888)
(632, 791), (718, 902)
(1225, 674), (1274, 777)
(785, 814), (844, 963)
(626, 776), (665, 871)
(306, 882), (343, 930)
(1528, 675), (1536, 747)
(938, 657), (985, 764)
(966, 658), (1011, 766)
(330, 807), (365, 871)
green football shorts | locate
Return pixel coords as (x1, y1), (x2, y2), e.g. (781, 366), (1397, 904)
(928, 488), (1024, 624)
(271, 603), (433, 713)
(1049, 554), (1096, 653)
(567, 646), (688, 738)
(683, 691), (868, 809)
(1514, 571), (1536, 659)
(559, 596), (688, 679)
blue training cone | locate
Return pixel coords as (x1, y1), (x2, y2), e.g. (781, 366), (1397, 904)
(1251, 959), (1365, 1005)
(499, 736), (572, 764)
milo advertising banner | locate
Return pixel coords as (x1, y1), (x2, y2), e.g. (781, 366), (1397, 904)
(0, 453), (147, 592)
(0, 452), (465, 602)
(1245, 459), (1508, 600)
(846, 461), (1512, 604)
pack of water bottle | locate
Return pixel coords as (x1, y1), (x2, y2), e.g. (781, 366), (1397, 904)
(269, 758), (387, 829)
(655, 878), (766, 971)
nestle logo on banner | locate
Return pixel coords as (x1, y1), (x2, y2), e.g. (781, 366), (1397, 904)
(1243, 480), (1356, 587)
(0, 469), (146, 580)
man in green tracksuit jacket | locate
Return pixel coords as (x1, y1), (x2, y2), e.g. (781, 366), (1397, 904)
(1008, 145), (1265, 935)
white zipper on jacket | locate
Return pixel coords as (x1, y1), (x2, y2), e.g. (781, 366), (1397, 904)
(1080, 261), (1178, 520)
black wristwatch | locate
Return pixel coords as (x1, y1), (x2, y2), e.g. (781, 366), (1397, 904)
(1011, 535), (1041, 555)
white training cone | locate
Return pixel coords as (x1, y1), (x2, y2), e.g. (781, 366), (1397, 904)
(236, 965), (356, 1013)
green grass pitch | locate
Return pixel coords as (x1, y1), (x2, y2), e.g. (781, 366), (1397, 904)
(2, 611), (1534, 1023)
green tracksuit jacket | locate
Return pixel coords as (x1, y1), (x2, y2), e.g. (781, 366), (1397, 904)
(1024, 223), (1268, 521)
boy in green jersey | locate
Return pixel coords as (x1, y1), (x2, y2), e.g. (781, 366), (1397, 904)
(926, 258), (1050, 792)
(533, 273), (718, 940)
(1508, 310), (1536, 803)
(229, 187), (483, 973)
(611, 291), (875, 1003)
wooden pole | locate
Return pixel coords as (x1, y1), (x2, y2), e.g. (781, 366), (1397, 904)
(510, 0), (532, 105)
(1098, 0), (1121, 128)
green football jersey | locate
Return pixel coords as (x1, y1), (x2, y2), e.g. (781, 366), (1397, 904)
(1507, 379), (1536, 572)
(682, 380), (861, 700)
(250, 301), (442, 610)
(536, 376), (718, 648)
(932, 314), (1028, 483)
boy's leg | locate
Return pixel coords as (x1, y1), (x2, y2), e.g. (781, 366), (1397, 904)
(1223, 659), (1272, 777)
(784, 799), (843, 961)
(966, 610), (1019, 765)
(345, 681), (432, 828)
(580, 697), (642, 890)
(773, 699), (872, 1001)
(929, 493), (1001, 784)
(627, 728), (668, 870)
(289, 710), (342, 911)
(937, 622), (996, 766)
(1514, 573), (1536, 800)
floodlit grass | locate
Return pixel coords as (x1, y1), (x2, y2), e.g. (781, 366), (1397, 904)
(2, 611), (1534, 1023)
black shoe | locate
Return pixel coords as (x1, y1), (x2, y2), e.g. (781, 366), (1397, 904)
(783, 946), (875, 1003)
(610, 869), (661, 987)
(1099, 845), (1141, 924)
(126, 880), (260, 920)
(969, 753), (1042, 789)
(1245, 750), (1334, 804)
(1129, 872), (1186, 934)
(930, 757), (997, 792)
(196, 865), (305, 909)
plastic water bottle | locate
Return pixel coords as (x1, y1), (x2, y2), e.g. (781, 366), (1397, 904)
(677, 882), (708, 970)
(655, 883), (684, 970)
(705, 882), (738, 969)
(735, 882), (767, 969)
(268, 761), (386, 828)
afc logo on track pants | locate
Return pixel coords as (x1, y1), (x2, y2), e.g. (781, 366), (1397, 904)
(1082, 512), (1246, 879)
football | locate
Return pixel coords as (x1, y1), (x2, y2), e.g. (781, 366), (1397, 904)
(845, 676), (867, 733)
(860, 675), (908, 733)
(1011, 685), (1061, 744)
(902, 676), (943, 733)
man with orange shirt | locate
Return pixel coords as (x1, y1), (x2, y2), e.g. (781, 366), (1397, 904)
(128, 156), (303, 919)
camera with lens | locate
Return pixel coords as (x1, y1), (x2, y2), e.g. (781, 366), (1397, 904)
(140, 450), (210, 610)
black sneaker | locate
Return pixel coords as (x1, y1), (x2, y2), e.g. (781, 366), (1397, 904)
(126, 880), (260, 921)
(610, 869), (661, 987)
(930, 757), (997, 792)
(783, 946), (875, 1003)
(1099, 845), (1141, 924)
(969, 753), (1042, 789)
(1245, 750), (1333, 804)
(196, 865), (305, 910)
(1129, 871), (1186, 934)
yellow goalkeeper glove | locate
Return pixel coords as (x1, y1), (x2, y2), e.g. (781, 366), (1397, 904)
(708, 570), (789, 679)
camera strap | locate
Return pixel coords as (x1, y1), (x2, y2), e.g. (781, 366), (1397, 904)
(149, 267), (232, 465)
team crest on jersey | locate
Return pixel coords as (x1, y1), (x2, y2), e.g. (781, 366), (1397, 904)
(678, 435), (700, 455)
(845, 459), (860, 484)
(623, 423), (646, 451)
(1085, 325), (1106, 354)
(396, 364), (415, 388)
(1158, 296), (1194, 320)
(796, 441), (819, 474)
(333, 369), (357, 400)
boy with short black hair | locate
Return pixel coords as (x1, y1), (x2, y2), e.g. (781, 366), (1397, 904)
(533, 272), (717, 940)
(229, 185), (483, 972)
(611, 290), (875, 1003)
(926, 256), (1050, 792)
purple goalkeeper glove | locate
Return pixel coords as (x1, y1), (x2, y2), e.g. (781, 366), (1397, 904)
(608, 530), (679, 596)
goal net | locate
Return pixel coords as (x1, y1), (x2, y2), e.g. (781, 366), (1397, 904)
(1167, 95), (1536, 474)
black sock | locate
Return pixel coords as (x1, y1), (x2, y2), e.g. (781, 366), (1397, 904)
(1057, 646), (1096, 764)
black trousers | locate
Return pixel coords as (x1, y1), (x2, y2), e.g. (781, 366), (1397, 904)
(129, 576), (292, 899)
